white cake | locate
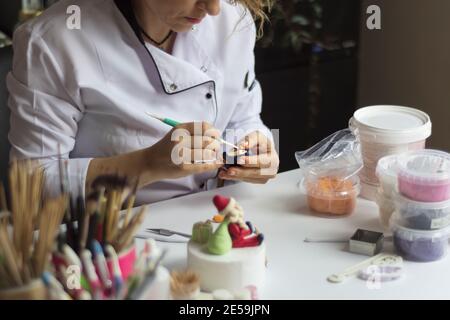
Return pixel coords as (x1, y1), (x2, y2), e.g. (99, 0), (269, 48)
(187, 241), (266, 293)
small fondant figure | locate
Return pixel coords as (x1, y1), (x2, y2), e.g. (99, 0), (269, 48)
(206, 215), (233, 255)
(212, 195), (264, 249)
(192, 220), (213, 245)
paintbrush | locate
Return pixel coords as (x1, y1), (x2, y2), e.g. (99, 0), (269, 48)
(146, 112), (241, 150)
(123, 176), (139, 228)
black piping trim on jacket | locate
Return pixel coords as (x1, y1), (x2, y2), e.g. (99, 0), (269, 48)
(113, 0), (219, 122)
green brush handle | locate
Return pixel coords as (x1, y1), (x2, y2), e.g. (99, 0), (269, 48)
(163, 118), (181, 127)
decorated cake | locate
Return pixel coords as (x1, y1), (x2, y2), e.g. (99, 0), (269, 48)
(187, 195), (266, 293)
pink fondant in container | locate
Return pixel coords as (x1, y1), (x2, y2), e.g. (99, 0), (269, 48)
(398, 149), (450, 202)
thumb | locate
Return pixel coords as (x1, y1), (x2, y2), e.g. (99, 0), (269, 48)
(238, 131), (259, 150)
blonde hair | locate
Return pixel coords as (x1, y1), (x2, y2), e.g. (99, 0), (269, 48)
(230, 0), (273, 38)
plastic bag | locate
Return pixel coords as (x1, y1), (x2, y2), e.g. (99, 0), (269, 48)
(295, 129), (363, 179)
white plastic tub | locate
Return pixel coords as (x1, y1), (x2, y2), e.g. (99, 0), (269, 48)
(350, 105), (431, 201)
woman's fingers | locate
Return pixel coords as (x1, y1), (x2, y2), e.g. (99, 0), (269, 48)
(219, 166), (277, 180)
(238, 154), (277, 169)
(178, 135), (221, 151)
(218, 170), (271, 184)
(176, 122), (221, 139)
(171, 122), (221, 152)
(238, 131), (271, 152)
(241, 177), (271, 184)
(238, 131), (258, 150)
(175, 148), (222, 174)
(178, 148), (222, 164)
(182, 161), (223, 174)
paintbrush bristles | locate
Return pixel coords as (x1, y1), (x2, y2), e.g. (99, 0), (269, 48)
(145, 112), (164, 122)
(0, 183), (7, 212)
(0, 161), (66, 290)
(115, 206), (147, 253)
(32, 195), (67, 276)
(88, 174), (147, 253)
(0, 224), (23, 286)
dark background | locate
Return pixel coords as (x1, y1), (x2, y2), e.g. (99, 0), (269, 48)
(0, 0), (361, 185)
(0, 2), (21, 36)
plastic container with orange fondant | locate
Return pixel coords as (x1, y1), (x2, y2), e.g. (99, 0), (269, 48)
(301, 174), (360, 216)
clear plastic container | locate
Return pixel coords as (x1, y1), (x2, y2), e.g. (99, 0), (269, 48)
(393, 195), (450, 230)
(392, 224), (450, 262)
(376, 155), (399, 197)
(375, 189), (395, 229)
(301, 174), (360, 216)
(349, 105), (431, 201)
(397, 149), (450, 202)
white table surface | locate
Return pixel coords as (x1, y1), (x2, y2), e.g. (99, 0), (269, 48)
(135, 169), (450, 300)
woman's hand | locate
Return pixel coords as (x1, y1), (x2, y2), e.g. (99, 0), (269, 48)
(86, 122), (223, 194)
(145, 122), (223, 182)
(218, 131), (279, 184)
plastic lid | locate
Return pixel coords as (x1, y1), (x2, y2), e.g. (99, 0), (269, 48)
(300, 175), (360, 199)
(392, 223), (450, 241)
(397, 149), (450, 181)
(350, 105), (431, 144)
(395, 192), (450, 211)
(376, 155), (400, 183)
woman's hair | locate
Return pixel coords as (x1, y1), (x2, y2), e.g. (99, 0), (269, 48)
(230, 0), (273, 38)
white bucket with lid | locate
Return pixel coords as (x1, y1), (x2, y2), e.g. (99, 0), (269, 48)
(349, 105), (432, 201)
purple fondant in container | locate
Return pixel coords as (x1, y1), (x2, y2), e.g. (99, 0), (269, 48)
(393, 225), (450, 262)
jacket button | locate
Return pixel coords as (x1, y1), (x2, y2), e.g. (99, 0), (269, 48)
(205, 93), (212, 99)
(200, 66), (208, 73)
(169, 83), (178, 91)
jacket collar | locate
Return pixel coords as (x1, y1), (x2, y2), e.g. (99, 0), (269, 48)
(113, 0), (220, 94)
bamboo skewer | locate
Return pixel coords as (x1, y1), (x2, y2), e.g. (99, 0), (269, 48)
(123, 177), (139, 228)
(0, 183), (7, 212)
(110, 191), (122, 244)
(0, 161), (66, 291)
(0, 224), (23, 286)
(1, 162), (150, 297)
(115, 206), (147, 253)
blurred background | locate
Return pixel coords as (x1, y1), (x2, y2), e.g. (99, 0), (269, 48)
(0, 0), (449, 187)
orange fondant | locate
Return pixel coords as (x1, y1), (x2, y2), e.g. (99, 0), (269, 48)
(213, 214), (224, 223)
(306, 176), (357, 215)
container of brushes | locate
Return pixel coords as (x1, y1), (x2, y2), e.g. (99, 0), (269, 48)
(107, 244), (137, 281)
(0, 279), (48, 300)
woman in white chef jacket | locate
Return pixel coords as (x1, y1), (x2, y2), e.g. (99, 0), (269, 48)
(7, 0), (279, 205)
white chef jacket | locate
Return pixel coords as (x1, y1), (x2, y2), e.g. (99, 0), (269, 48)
(7, 0), (273, 205)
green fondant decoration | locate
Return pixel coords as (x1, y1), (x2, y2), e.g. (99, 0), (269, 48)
(206, 217), (232, 255)
(192, 220), (213, 244)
